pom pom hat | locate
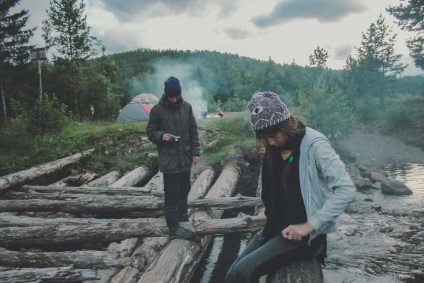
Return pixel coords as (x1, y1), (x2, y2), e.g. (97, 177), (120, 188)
(164, 76), (182, 97)
(248, 91), (291, 131)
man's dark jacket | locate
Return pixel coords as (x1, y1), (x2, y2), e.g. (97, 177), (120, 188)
(146, 95), (200, 173)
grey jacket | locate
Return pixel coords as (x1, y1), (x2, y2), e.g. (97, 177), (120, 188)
(299, 127), (357, 240)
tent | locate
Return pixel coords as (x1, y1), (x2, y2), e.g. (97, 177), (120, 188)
(117, 93), (159, 123)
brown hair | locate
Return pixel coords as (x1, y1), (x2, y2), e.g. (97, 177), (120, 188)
(256, 115), (305, 196)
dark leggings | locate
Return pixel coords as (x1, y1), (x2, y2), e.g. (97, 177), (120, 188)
(225, 231), (324, 283)
(163, 170), (191, 206)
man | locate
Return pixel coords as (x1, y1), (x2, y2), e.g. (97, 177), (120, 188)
(146, 76), (200, 239)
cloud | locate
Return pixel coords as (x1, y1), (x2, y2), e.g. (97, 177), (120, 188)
(251, 0), (366, 28)
(96, 0), (241, 22)
(333, 44), (354, 60)
(223, 27), (253, 40)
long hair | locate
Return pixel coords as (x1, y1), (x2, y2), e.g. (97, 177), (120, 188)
(256, 115), (306, 196)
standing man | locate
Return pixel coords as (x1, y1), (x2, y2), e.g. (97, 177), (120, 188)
(146, 76), (200, 239)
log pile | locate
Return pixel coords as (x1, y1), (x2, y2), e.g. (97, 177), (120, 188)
(0, 152), (264, 283)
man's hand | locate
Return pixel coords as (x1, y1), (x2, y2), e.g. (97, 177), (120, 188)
(192, 156), (200, 165)
(282, 222), (314, 241)
(162, 133), (173, 141)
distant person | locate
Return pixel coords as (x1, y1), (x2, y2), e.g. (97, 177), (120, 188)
(217, 107), (224, 117)
(201, 110), (208, 119)
(146, 76), (200, 239)
(225, 91), (356, 283)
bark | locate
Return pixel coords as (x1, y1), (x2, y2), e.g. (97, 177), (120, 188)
(0, 247), (130, 269)
(0, 149), (95, 191)
(0, 266), (98, 283)
(19, 185), (163, 196)
(139, 162), (242, 283)
(0, 195), (261, 213)
(81, 171), (121, 187)
(109, 166), (150, 188)
(46, 170), (99, 187)
(110, 168), (215, 283)
(0, 214), (265, 247)
(266, 258), (323, 283)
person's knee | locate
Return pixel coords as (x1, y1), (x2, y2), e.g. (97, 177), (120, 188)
(233, 261), (251, 283)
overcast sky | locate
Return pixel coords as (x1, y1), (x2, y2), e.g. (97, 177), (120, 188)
(16, 0), (424, 76)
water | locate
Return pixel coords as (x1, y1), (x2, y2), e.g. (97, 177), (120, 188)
(191, 163), (424, 283)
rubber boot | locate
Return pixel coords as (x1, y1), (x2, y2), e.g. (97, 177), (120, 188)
(164, 206), (193, 239)
(178, 201), (189, 222)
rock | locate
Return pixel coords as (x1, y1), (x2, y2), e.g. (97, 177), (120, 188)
(370, 171), (388, 182)
(381, 180), (413, 196)
(372, 181), (382, 190)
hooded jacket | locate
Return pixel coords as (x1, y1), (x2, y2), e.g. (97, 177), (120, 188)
(146, 94), (200, 173)
(262, 127), (356, 241)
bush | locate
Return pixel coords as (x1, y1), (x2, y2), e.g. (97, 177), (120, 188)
(28, 94), (68, 135)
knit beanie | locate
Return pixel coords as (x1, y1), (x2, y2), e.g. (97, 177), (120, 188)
(164, 76), (182, 96)
(247, 91), (291, 131)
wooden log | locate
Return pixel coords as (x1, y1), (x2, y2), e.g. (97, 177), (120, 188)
(110, 168), (215, 283)
(0, 247), (130, 269)
(0, 215), (265, 247)
(109, 166), (150, 188)
(139, 162), (242, 283)
(0, 267), (99, 282)
(81, 171), (121, 187)
(21, 185), (163, 196)
(0, 148), (95, 191)
(0, 195), (262, 213)
(266, 258), (323, 283)
(47, 170), (99, 187)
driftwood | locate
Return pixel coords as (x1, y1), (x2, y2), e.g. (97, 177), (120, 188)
(21, 185), (163, 196)
(0, 195), (262, 213)
(0, 247), (130, 269)
(110, 167), (216, 283)
(140, 162), (242, 283)
(109, 166), (150, 188)
(0, 266), (99, 283)
(47, 170), (99, 187)
(0, 148), (95, 191)
(81, 171), (121, 187)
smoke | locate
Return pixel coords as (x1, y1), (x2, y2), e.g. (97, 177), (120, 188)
(130, 58), (208, 117)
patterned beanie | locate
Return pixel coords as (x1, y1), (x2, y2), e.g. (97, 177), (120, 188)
(247, 91), (291, 131)
(164, 76), (182, 96)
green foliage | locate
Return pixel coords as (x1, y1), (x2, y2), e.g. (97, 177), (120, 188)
(299, 79), (355, 144)
(309, 46), (328, 68)
(381, 95), (424, 131)
(222, 95), (248, 112)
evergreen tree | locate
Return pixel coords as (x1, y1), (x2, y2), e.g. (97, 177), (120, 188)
(309, 46), (328, 68)
(0, 0), (35, 123)
(354, 14), (406, 110)
(42, 0), (100, 118)
(387, 0), (424, 71)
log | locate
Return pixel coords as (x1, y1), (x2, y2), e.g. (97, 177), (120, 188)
(21, 185), (163, 196)
(139, 162), (242, 283)
(109, 166), (150, 188)
(0, 267), (98, 282)
(0, 148), (95, 191)
(0, 195), (262, 213)
(47, 170), (99, 187)
(110, 168), (215, 283)
(0, 247), (130, 269)
(0, 215), (265, 247)
(81, 171), (121, 187)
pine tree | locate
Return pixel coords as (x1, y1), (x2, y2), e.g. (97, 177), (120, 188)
(355, 14), (406, 110)
(0, 0), (35, 123)
(387, 0), (424, 71)
(42, 0), (100, 118)
(309, 46), (328, 68)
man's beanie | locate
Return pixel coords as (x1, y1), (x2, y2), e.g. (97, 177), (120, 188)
(247, 91), (291, 131)
(164, 76), (182, 96)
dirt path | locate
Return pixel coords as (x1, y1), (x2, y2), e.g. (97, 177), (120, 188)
(343, 125), (424, 167)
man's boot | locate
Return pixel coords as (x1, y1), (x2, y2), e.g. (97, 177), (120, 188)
(178, 201), (189, 222)
(164, 205), (193, 239)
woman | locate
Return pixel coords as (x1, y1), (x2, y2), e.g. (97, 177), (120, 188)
(225, 91), (356, 283)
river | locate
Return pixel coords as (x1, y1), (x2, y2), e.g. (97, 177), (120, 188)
(190, 163), (424, 283)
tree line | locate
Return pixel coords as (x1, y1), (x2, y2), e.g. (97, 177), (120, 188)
(0, 0), (423, 143)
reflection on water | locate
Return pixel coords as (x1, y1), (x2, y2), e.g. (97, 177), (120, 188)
(384, 163), (424, 195)
(193, 164), (424, 283)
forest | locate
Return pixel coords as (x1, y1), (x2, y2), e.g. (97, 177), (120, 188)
(1, 0), (424, 175)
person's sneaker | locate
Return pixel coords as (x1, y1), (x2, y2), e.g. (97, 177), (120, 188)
(169, 227), (193, 239)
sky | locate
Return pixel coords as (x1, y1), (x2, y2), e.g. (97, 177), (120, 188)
(15, 0), (424, 77)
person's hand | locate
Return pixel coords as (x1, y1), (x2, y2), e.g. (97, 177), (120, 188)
(192, 156), (200, 165)
(282, 222), (314, 241)
(162, 133), (173, 141)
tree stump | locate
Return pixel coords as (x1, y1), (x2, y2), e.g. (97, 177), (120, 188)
(266, 258), (323, 283)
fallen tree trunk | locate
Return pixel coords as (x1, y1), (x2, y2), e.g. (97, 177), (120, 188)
(0, 247), (130, 269)
(0, 215), (265, 247)
(110, 167), (216, 283)
(81, 171), (121, 187)
(0, 149), (95, 192)
(21, 185), (163, 196)
(0, 266), (99, 283)
(46, 170), (99, 187)
(0, 195), (262, 213)
(140, 162), (242, 283)
(109, 166), (150, 188)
